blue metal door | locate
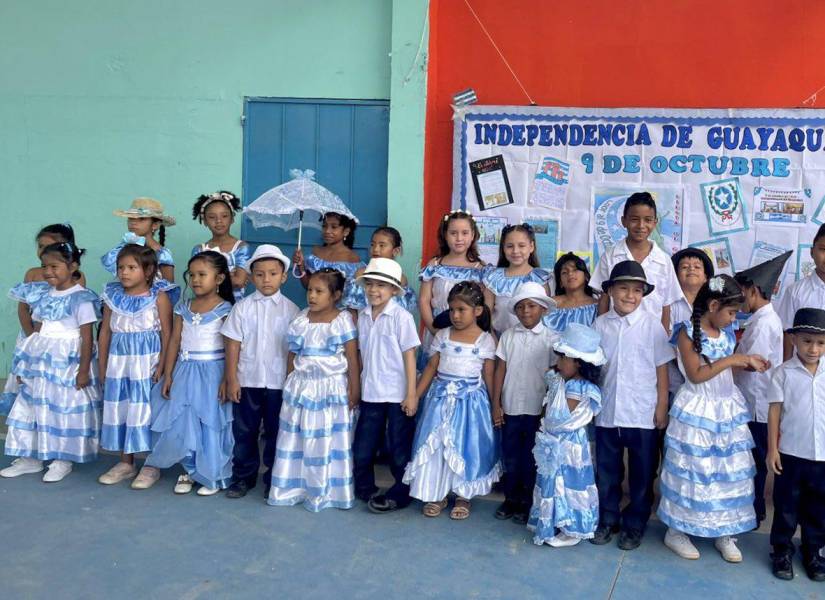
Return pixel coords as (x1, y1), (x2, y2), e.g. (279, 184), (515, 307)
(241, 97), (389, 305)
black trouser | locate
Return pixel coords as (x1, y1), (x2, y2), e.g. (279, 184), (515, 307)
(501, 414), (541, 508)
(231, 388), (283, 488)
(748, 421), (768, 520)
(770, 453), (825, 560)
(595, 426), (659, 533)
(352, 402), (416, 505)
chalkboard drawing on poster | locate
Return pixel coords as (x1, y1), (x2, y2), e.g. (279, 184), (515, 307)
(700, 177), (749, 236)
(591, 184), (684, 262)
(476, 216), (508, 265)
(689, 237), (735, 277)
(470, 155), (514, 211)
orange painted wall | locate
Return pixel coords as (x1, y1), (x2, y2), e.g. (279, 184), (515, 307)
(423, 0), (825, 260)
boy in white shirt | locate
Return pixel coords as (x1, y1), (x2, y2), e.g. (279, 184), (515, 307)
(591, 192), (682, 332)
(491, 281), (558, 524)
(221, 245), (300, 498)
(733, 250), (791, 526)
(591, 260), (673, 550)
(767, 308), (825, 582)
(778, 224), (825, 360)
(352, 258), (420, 513)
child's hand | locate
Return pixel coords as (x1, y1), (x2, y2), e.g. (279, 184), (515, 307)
(492, 402), (505, 427)
(224, 377), (242, 404)
(152, 365), (164, 383)
(161, 376), (173, 399)
(748, 355), (770, 372)
(401, 394), (419, 417)
(348, 391), (360, 411)
(75, 372), (90, 390)
(292, 248), (304, 267)
(767, 449), (783, 475)
(654, 404), (669, 429)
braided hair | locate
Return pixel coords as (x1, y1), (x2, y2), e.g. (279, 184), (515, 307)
(447, 280), (491, 332)
(689, 274), (743, 356)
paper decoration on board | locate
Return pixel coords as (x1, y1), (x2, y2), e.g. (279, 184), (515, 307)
(689, 237), (735, 276)
(797, 243), (815, 280)
(748, 240), (792, 298)
(700, 177), (749, 236)
(753, 187), (809, 227)
(591, 184), (684, 262)
(469, 155), (514, 211)
(555, 250), (593, 272)
(530, 156), (570, 211)
(525, 218), (559, 270)
(812, 195), (825, 226)
(476, 215), (507, 265)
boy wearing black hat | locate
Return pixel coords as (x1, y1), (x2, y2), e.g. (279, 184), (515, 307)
(591, 260), (674, 550)
(734, 250), (791, 526)
(767, 308), (825, 582)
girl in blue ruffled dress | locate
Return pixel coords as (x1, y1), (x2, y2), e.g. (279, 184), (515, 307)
(136, 251), (236, 494)
(191, 191), (250, 302)
(419, 211), (488, 365)
(292, 212), (365, 291)
(2, 224), (85, 416)
(404, 281), (501, 520)
(528, 323), (604, 547)
(342, 227), (417, 313)
(659, 275), (769, 563)
(1, 242), (100, 483)
(101, 197), (180, 305)
(544, 252), (598, 334)
(269, 269), (360, 511)
(482, 223), (550, 336)
(97, 244), (172, 486)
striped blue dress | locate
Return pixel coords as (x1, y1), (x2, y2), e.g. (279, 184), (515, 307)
(543, 302), (598, 333)
(101, 240), (180, 306)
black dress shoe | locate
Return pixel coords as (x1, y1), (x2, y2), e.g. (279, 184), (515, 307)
(225, 480), (252, 499)
(771, 553), (794, 581)
(590, 524), (619, 545)
(803, 555), (825, 582)
(495, 500), (518, 520)
(368, 494), (404, 514)
(618, 529), (642, 551)
(512, 510), (530, 525)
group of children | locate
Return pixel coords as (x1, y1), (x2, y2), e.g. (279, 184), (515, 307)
(1, 191), (824, 583)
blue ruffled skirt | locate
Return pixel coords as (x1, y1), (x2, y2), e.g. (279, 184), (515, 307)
(403, 374), (501, 502)
(101, 330), (160, 454)
(657, 380), (756, 538)
(145, 358), (233, 489)
(528, 428), (598, 543)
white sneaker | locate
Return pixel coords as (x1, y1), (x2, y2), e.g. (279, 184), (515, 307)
(0, 457), (44, 478)
(196, 485), (220, 496)
(664, 528), (700, 560)
(549, 533), (581, 547)
(714, 536), (742, 563)
(42, 460), (72, 482)
(98, 461), (137, 485)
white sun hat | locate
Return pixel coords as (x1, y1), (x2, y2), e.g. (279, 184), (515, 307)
(244, 244), (291, 274)
(356, 257), (404, 291)
(552, 322), (606, 366)
(509, 281), (557, 314)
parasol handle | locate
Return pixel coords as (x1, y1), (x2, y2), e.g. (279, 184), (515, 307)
(292, 210), (305, 279)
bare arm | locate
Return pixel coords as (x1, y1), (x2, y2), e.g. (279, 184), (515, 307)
(767, 402), (783, 474)
(654, 363), (669, 429)
(483, 286), (495, 314)
(160, 264), (175, 283)
(161, 315), (183, 398)
(98, 307), (112, 378)
(223, 338), (242, 403)
(491, 358), (506, 426)
(18, 302), (34, 337)
(419, 279), (435, 334)
(155, 292), (173, 382)
(344, 338), (361, 410)
(416, 353), (440, 399)
(782, 333), (793, 362)
(230, 268), (248, 292)
(677, 330), (761, 384)
(661, 304), (671, 336)
(286, 352), (296, 376)
(400, 348), (419, 417)
(482, 358), (495, 404)
(74, 323), (94, 390)
(597, 293), (610, 316)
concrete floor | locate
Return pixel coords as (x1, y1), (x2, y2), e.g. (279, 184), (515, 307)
(0, 453), (821, 599)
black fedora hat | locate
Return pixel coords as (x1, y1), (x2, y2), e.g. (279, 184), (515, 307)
(672, 247), (714, 279)
(786, 307), (825, 335)
(602, 260), (654, 296)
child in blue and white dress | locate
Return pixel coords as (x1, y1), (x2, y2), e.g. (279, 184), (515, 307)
(659, 275), (769, 563)
(1, 242), (100, 482)
(292, 212), (365, 291)
(191, 191), (250, 302)
(404, 281), (501, 520)
(545, 252), (599, 334)
(269, 269), (360, 511)
(529, 323), (604, 547)
(136, 251), (236, 494)
(419, 211), (488, 366)
(2, 224), (86, 415)
(342, 227), (417, 313)
(102, 197), (180, 305)
(97, 244), (172, 486)
(482, 223), (550, 336)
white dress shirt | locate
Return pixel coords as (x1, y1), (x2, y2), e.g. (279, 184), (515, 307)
(358, 301), (420, 403)
(767, 355), (825, 461)
(495, 321), (558, 416)
(592, 307), (674, 429)
(591, 239), (683, 318)
(777, 272), (825, 329)
(733, 303), (783, 423)
(220, 290), (300, 389)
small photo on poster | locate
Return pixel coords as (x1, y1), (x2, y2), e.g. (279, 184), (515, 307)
(531, 156), (570, 211)
(688, 237), (735, 276)
(525, 218), (560, 270)
(797, 243), (814, 280)
(476, 216), (507, 266)
(469, 155), (514, 211)
(700, 177), (749, 236)
(753, 187), (808, 227)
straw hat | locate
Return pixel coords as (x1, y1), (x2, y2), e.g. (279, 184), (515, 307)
(356, 258), (404, 291)
(113, 197), (176, 226)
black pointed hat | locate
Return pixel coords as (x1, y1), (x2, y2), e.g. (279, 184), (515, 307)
(734, 250), (792, 300)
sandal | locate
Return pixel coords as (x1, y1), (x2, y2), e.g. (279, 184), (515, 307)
(173, 474), (194, 494)
(423, 499), (448, 517)
(450, 498), (471, 520)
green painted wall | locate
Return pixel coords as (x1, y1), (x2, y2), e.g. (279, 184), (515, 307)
(0, 0), (429, 370)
